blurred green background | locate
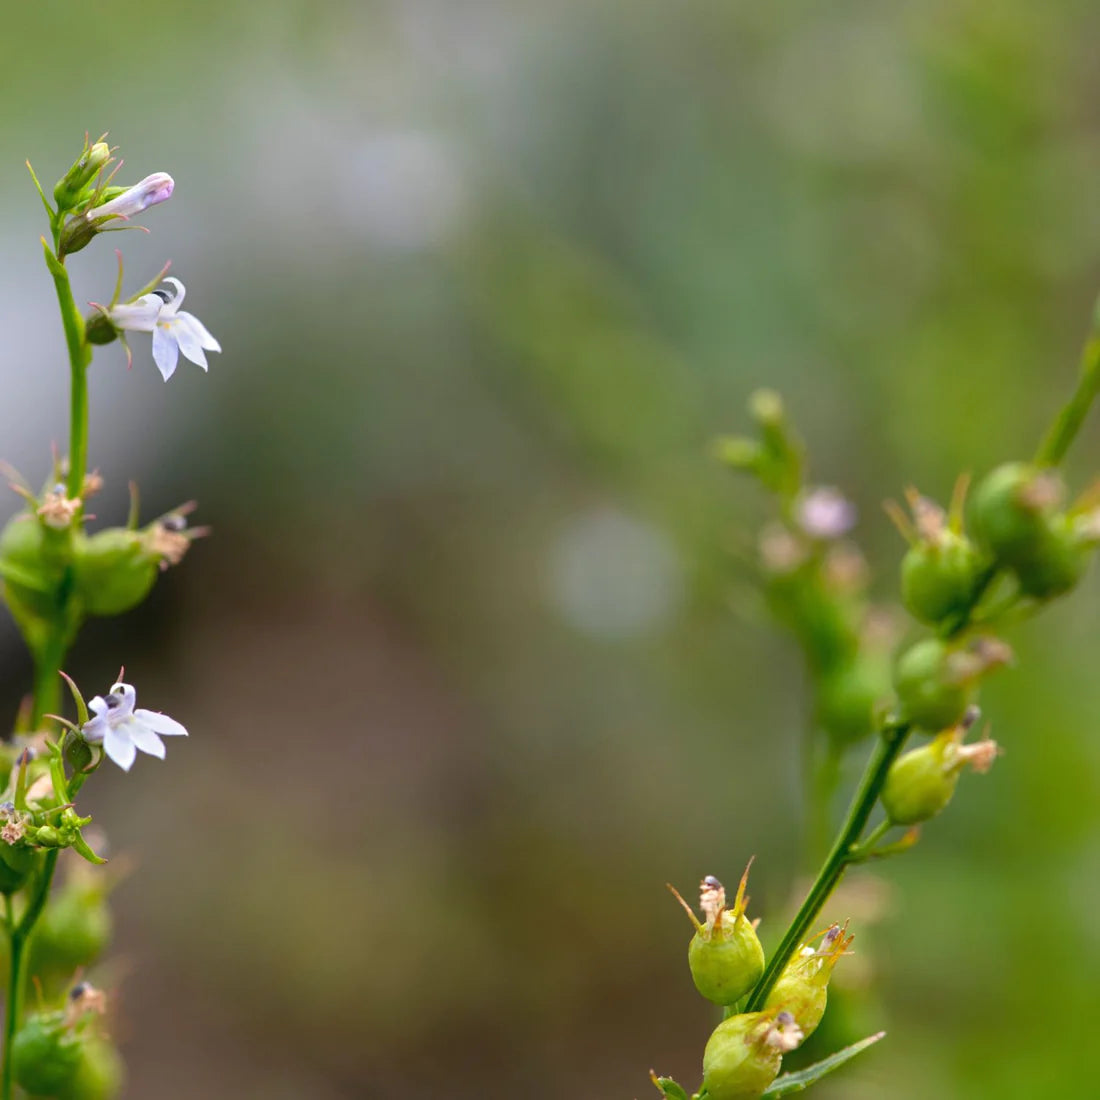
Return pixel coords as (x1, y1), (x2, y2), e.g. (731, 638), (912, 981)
(3, 1), (1100, 1097)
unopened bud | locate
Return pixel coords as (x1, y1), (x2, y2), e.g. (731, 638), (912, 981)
(59, 172), (174, 256)
(53, 140), (111, 209)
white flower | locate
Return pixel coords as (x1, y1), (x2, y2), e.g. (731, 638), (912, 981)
(103, 277), (221, 381)
(88, 172), (174, 221)
(81, 681), (188, 771)
(796, 487), (857, 540)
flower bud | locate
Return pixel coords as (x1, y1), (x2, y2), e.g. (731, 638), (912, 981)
(702, 1010), (804, 1100)
(882, 707), (999, 825)
(763, 923), (854, 1037)
(893, 636), (1010, 731)
(53, 139), (111, 210)
(970, 462), (1063, 568)
(671, 864), (764, 1006)
(58, 172), (174, 255)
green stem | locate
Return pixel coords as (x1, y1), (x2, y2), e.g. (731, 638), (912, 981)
(745, 721), (911, 1012)
(2, 851), (59, 1100)
(42, 241), (92, 499)
(1035, 296), (1100, 467)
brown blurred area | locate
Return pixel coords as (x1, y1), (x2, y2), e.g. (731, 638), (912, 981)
(3, 1), (1100, 1097)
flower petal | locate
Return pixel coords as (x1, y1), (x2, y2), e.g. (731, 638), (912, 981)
(171, 317), (209, 370)
(81, 715), (108, 745)
(88, 695), (109, 718)
(103, 726), (136, 771)
(106, 295), (162, 333)
(160, 276), (186, 314)
(177, 310), (220, 353)
(152, 326), (180, 381)
(124, 718), (166, 759)
(135, 709), (188, 737)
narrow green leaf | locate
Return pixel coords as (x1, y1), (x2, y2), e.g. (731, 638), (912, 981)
(761, 1032), (886, 1096)
(649, 1072), (690, 1100)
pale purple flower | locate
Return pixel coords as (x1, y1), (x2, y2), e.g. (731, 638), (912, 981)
(101, 277), (220, 381)
(88, 172), (174, 222)
(797, 487), (857, 540)
(81, 681), (187, 771)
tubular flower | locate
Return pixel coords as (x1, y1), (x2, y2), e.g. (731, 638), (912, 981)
(81, 682), (187, 771)
(96, 277), (220, 380)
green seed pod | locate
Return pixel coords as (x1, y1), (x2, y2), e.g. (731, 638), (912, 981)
(0, 513), (67, 623)
(702, 1011), (804, 1100)
(61, 1039), (124, 1100)
(1012, 514), (1091, 600)
(893, 636), (1010, 731)
(815, 651), (890, 746)
(901, 534), (984, 625)
(763, 924), (854, 1038)
(53, 141), (111, 210)
(12, 1012), (84, 1096)
(970, 462), (1062, 568)
(0, 841), (36, 894)
(671, 865), (764, 1006)
(882, 708), (999, 825)
(29, 872), (113, 982)
(72, 528), (158, 616)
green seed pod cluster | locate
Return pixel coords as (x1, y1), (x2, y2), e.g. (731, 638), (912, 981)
(882, 707), (999, 825)
(893, 636), (1010, 731)
(763, 923), (854, 1038)
(701, 1010), (804, 1100)
(970, 462), (1100, 600)
(671, 865), (764, 1006)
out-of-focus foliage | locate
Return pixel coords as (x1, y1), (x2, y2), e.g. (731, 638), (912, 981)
(2, 1), (1100, 1097)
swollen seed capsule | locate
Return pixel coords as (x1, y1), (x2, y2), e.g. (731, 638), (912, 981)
(970, 462), (1062, 568)
(900, 533), (984, 625)
(702, 1011), (804, 1100)
(882, 711), (999, 825)
(1012, 514), (1091, 600)
(671, 865), (765, 1006)
(763, 924), (854, 1038)
(815, 653), (890, 747)
(72, 528), (158, 616)
(0, 514), (66, 622)
(11, 1012), (83, 1097)
(893, 636), (1010, 731)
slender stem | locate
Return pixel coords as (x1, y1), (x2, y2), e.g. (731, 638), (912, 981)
(42, 242), (92, 498)
(2, 851), (59, 1100)
(745, 721), (911, 1012)
(1035, 296), (1100, 467)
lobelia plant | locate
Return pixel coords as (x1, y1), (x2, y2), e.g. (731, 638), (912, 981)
(653, 298), (1100, 1097)
(0, 134), (219, 1098)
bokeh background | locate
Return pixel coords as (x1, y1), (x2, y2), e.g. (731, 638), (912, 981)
(2, 2), (1100, 1097)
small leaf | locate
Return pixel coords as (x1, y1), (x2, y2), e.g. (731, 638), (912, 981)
(59, 670), (90, 726)
(649, 1071), (690, 1100)
(761, 1032), (886, 1096)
